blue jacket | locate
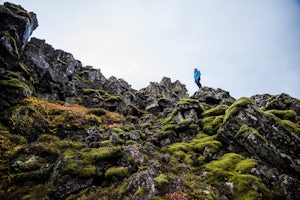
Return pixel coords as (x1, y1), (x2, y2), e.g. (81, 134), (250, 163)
(194, 69), (201, 80)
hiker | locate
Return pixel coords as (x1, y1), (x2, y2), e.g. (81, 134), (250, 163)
(194, 68), (202, 88)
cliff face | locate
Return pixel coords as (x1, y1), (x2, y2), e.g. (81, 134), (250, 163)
(0, 2), (299, 200)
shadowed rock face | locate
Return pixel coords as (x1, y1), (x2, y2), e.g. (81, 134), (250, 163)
(0, 2), (299, 200)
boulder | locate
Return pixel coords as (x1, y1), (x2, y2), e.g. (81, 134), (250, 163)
(192, 87), (235, 107)
(0, 2), (38, 65)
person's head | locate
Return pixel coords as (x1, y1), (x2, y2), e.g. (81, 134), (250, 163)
(194, 68), (197, 72)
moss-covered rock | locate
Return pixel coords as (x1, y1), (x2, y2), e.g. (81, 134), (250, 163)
(104, 166), (130, 179)
(202, 115), (224, 135)
(201, 105), (228, 118)
(189, 133), (222, 155)
(265, 109), (297, 121)
(3, 97), (102, 141)
(204, 153), (272, 199)
(154, 173), (169, 187)
(223, 97), (254, 123)
(235, 125), (267, 143)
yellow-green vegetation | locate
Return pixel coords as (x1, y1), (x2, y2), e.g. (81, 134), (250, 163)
(81, 146), (123, 161)
(62, 158), (96, 178)
(57, 59), (67, 65)
(177, 119), (190, 127)
(201, 105), (228, 118)
(235, 125), (267, 143)
(101, 110), (125, 129)
(4, 184), (51, 200)
(105, 166), (130, 179)
(0, 75), (33, 95)
(159, 123), (176, 138)
(154, 173), (169, 187)
(200, 105), (228, 135)
(164, 142), (190, 154)
(133, 187), (145, 197)
(86, 108), (107, 116)
(161, 110), (177, 125)
(18, 62), (32, 80)
(223, 97), (254, 123)
(81, 88), (103, 95)
(265, 109), (297, 121)
(265, 111), (300, 133)
(189, 133), (222, 154)
(163, 132), (222, 166)
(205, 153), (271, 200)
(202, 115), (224, 135)
(61, 146), (123, 178)
(6, 97), (102, 139)
(177, 98), (199, 105)
(105, 95), (122, 102)
(0, 130), (27, 159)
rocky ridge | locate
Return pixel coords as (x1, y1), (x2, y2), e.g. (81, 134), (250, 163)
(0, 2), (299, 200)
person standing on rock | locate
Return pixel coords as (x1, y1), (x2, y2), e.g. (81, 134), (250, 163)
(194, 68), (202, 88)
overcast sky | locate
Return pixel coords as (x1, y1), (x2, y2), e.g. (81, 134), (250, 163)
(3, 0), (300, 99)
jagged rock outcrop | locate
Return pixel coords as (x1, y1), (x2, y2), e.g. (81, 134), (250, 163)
(0, 2), (300, 200)
(0, 2), (38, 63)
(0, 2), (38, 110)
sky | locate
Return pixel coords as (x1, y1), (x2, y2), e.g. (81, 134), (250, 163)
(2, 0), (300, 99)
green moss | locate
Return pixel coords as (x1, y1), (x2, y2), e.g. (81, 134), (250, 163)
(7, 184), (50, 200)
(105, 166), (129, 179)
(111, 127), (125, 134)
(164, 142), (189, 154)
(204, 153), (271, 199)
(282, 119), (300, 133)
(158, 97), (171, 104)
(74, 74), (89, 83)
(265, 109), (297, 121)
(133, 187), (145, 197)
(125, 91), (135, 98)
(159, 123), (176, 138)
(201, 105), (228, 118)
(82, 146), (123, 161)
(235, 159), (257, 173)
(184, 153), (195, 165)
(86, 108), (107, 116)
(57, 59), (67, 65)
(118, 182), (129, 195)
(18, 62), (32, 80)
(189, 134), (222, 154)
(223, 97), (254, 123)
(188, 123), (198, 130)
(81, 88), (101, 95)
(265, 112), (300, 133)
(231, 174), (271, 200)
(104, 95), (122, 102)
(161, 109), (178, 125)
(205, 153), (244, 181)
(62, 159), (96, 178)
(178, 119), (190, 126)
(202, 115), (224, 135)
(154, 173), (169, 187)
(172, 150), (187, 161)
(178, 98), (199, 105)
(0, 77), (33, 95)
(235, 125), (267, 143)
(36, 134), (60, 143)
(9, 163), (54, 183)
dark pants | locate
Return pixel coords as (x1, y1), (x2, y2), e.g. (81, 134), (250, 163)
(195, 78), (202, 88)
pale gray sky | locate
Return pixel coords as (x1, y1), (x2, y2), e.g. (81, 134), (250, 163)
(3, 0), (300, 99)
